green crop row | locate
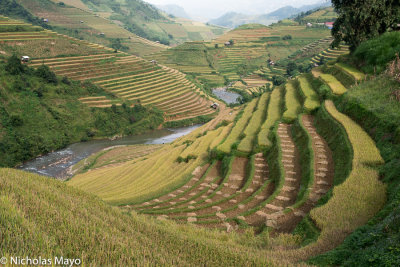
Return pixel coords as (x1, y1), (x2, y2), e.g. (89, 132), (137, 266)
(319, 73), (347, 95)
(283, 80), (302, 123)
(217, 98), (259, 154)
(297, 76), (320, 113)
(257, 88), (282, 149)
(237, 92), (270, 154)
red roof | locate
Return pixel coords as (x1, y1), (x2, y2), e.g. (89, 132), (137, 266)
(325, 22), (334, 26)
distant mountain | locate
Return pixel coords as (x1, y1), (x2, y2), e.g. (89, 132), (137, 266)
(267, 6), (301, 19)
(208, 12), (256, 29)
(209, 1), (331, 28)
(156, 4), (191, 19)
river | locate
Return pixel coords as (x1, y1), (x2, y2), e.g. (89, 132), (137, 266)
(212, 87), (241, 104)
(17, 125), (201, 179)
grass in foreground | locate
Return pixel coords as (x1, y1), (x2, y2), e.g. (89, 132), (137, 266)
(0, 168), (278, 266)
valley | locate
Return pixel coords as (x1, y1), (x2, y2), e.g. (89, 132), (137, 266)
(0, 1), (399, 266)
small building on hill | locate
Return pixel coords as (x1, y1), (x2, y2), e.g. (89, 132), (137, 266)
(43, 18), (48, 23)
(224, 42), (231, 47)
(210, 102), (219, 109)
(21, 56), (30, 63)
(267, 59), (275, 66)
(325, 22), (334, 30)
(306, 22), (312, 27)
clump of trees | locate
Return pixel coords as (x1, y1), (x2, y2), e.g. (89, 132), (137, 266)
(331, 0), (400, 51)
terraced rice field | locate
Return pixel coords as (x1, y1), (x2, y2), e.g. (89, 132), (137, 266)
(283, 80), (302, 122)
(0, 16), (116, 59)
(311, 45), (350, 65)
(217, 99), (259, 154)
(122, 115), (336, 232)
(237, 93), (270, 154)
(232, 74), (271, 95)
(19, 0), (168, 56)
(29, 52), (215, 120)
(297, 75), (320, 112)
(0, 15), (213, 121)
(258, 88), (282, 148)
(142, 23), (329, 87)
(69, 110), (238, 205)
(302, 7), (337, 23)
(72, 144), (164, 174)
(70, 59), (383, 244)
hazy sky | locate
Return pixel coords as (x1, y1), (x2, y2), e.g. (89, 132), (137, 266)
(144, 0), (329, 21)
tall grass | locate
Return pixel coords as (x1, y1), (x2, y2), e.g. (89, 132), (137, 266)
(0, 168), (278, 266)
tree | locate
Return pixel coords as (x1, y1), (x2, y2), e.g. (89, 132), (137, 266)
(286, 62), (298, 76)
(272, 75), (286, 86)
(214, 44), (219, 49)
(331, 0), (400, 51)
(35, 65), (58, 84)
(6, 54), (26, 75)
(282, 35), (292, 40)
(229, 39), (234, 45)
(111, 38), (122, 52)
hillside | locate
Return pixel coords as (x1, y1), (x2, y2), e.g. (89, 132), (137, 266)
(156, 4), (191, 19)
(0, 15), (216, 122)
(0, 54), (164, 167)
(1, 0), (166, 56)
(0, 168), (282, 266)
(1, 2), (400, 266)
(297, 7), (337, 24)
(0, 15), (218, 167)
(65, 31), (400, 265)
(27, 0), (228, 47)
(144, 20), (331, 91)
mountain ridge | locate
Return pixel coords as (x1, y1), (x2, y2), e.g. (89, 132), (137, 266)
(209, 1), (331, 28)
